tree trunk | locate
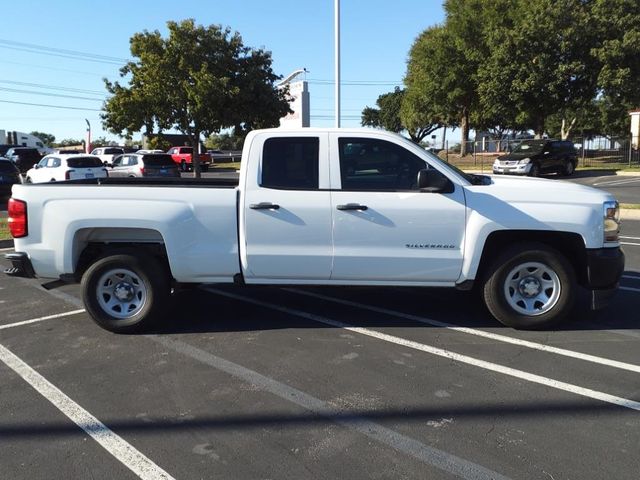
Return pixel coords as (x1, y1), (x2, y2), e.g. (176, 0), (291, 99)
(534, 115), (545, 139)
(192, 129), (201, 179)
(459, 109), (470, 156)
(560, 118), (576, 140)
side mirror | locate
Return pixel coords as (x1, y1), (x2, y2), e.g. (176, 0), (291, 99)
(34, 164), (40, 169)
(103, 161), (109, 167)
(417, 169), (454, 193)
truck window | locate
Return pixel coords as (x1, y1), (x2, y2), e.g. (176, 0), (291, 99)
(261, 137), (319, 190)
(338, 138), (426, 191)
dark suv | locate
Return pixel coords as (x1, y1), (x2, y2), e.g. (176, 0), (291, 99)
(0, 159), (21, 198)
(5, 147), (42, 173)
(492, 140), (577, 177)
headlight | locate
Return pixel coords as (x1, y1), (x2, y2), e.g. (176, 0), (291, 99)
(603, 200), (620, 242)
(518, 157), (531, 165)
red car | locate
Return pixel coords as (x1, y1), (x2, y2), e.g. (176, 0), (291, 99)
(167, 146), (212, 172)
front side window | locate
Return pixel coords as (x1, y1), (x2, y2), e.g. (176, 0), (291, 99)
(338, 138), (426, 191)
(261, 137), (319, 190)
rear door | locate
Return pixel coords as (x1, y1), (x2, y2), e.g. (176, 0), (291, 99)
(241, 133), (333, 280)
(329, 134), (466, 283)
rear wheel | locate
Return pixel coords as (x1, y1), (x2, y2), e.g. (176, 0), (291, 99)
(81, 253), (170, 333)
(482, 243), (576, 329)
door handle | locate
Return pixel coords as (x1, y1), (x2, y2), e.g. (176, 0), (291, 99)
(250, 202), (280, 210)
(337, 203), (368, 211)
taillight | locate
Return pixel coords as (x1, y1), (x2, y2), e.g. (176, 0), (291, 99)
(8, 198), (27, 238)
(139, 167), (145, 175)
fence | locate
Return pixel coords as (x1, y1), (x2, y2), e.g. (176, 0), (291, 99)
(439, 136), (640, 170)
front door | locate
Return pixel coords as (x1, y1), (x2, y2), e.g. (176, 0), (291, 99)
(330, 136), (466, 283)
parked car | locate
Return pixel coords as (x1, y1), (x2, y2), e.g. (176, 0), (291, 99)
(167, 146), (212, 172)
(24, 154), (108, 183)
(90, 147), (125, 166)
(0, 159), (21, 198)
(135, 149), (165, 154)
(0, 144), (20, 157)
(493, 139), (577, 176)
(5, 147), (42, 173)
(109, 153), (181, 178)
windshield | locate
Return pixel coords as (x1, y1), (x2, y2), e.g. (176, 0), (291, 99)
(511, 141), (546, 155)
(67, 157), (103, 168)
(142, 154), (175, 166)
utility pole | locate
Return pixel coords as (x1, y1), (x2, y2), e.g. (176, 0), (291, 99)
(335, 0), (341, 128)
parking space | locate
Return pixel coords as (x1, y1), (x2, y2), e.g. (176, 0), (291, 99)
(1, 221), (640, 479)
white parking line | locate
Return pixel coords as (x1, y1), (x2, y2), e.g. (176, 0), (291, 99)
(0, 343), (175, 480)
(622, 275), (640, 280)
(286, 289), (640, 374)
(594, 178), (640, 187)
(204, 287), (640, 412)
(621, 242), (640, 246)
(0, 310), (85, 330)
(154, 335), (510, 480)
(0, 247), (14, 252)
(620, 286), (640, 293)
(621, 236), (640, 241)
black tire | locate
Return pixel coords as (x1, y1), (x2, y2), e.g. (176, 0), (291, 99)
(81, 253), (170, 333)
(562, 159), (575, 176)
(482, 243), (576, 329)
(528, 163), (540, 177)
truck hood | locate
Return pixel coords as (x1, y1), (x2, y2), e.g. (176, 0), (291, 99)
(471, 175), (616, 207)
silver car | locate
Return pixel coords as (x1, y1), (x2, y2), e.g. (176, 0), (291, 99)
(108, 153), (181, 178)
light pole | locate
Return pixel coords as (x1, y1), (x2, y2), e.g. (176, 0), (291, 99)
(335, 0), (341, 128)
(85, 118), (91, 153)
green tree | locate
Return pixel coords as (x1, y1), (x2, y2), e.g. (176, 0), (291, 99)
(404, 22), (476, 155)
(55, 138), (83, 147)
(361, 87), (440, 143)
(205, 131), (244, 150)
(102, 19), (290, 176)
(30, 131), (55, 146)
(478, 0), (598, 138)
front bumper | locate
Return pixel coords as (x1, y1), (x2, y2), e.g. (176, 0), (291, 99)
(585, 247), (625, 310)
(492, 163), (532, 175)
(3, 252), (36, 278)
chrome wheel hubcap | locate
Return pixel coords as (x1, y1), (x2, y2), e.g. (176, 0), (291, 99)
(97, 268), (147, 319)
(504, 262), (561, 316)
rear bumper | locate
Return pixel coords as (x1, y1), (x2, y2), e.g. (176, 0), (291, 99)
(585, 247), (625, 310)
(3, 252), (36, 278)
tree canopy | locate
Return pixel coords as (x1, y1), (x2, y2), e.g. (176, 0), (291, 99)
(402, 0), (640, 147)
(30, 131), (55, 146)
(102, 19), (290, 175)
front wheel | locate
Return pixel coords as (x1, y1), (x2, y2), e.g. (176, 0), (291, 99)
(482, 243), (576, 329)
(528, 163), (540, 177)
(81, 253), (170, 333)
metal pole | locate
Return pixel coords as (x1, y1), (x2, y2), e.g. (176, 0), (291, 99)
(334, 0), (341, 128)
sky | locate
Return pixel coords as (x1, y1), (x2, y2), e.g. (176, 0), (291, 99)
(0, 0), (446, 145)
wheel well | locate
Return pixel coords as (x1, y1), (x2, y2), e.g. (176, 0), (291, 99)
(476, 230), (588, 285)
(75, 242), (171, 282)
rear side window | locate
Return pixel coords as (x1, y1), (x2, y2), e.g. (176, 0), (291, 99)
(67, 156), (103, 168)
(105, 148), (124, 155)
(179, 147), (193, 154)
(261, 137), (319, 189)
(142, 154), (175, 166)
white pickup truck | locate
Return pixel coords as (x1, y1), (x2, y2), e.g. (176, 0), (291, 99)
(4, 128), (624, 333)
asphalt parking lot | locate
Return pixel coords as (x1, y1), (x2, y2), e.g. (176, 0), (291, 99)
(1, 172), (639, 479)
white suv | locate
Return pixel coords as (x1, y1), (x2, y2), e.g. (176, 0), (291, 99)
(24, 154), (108, 183)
